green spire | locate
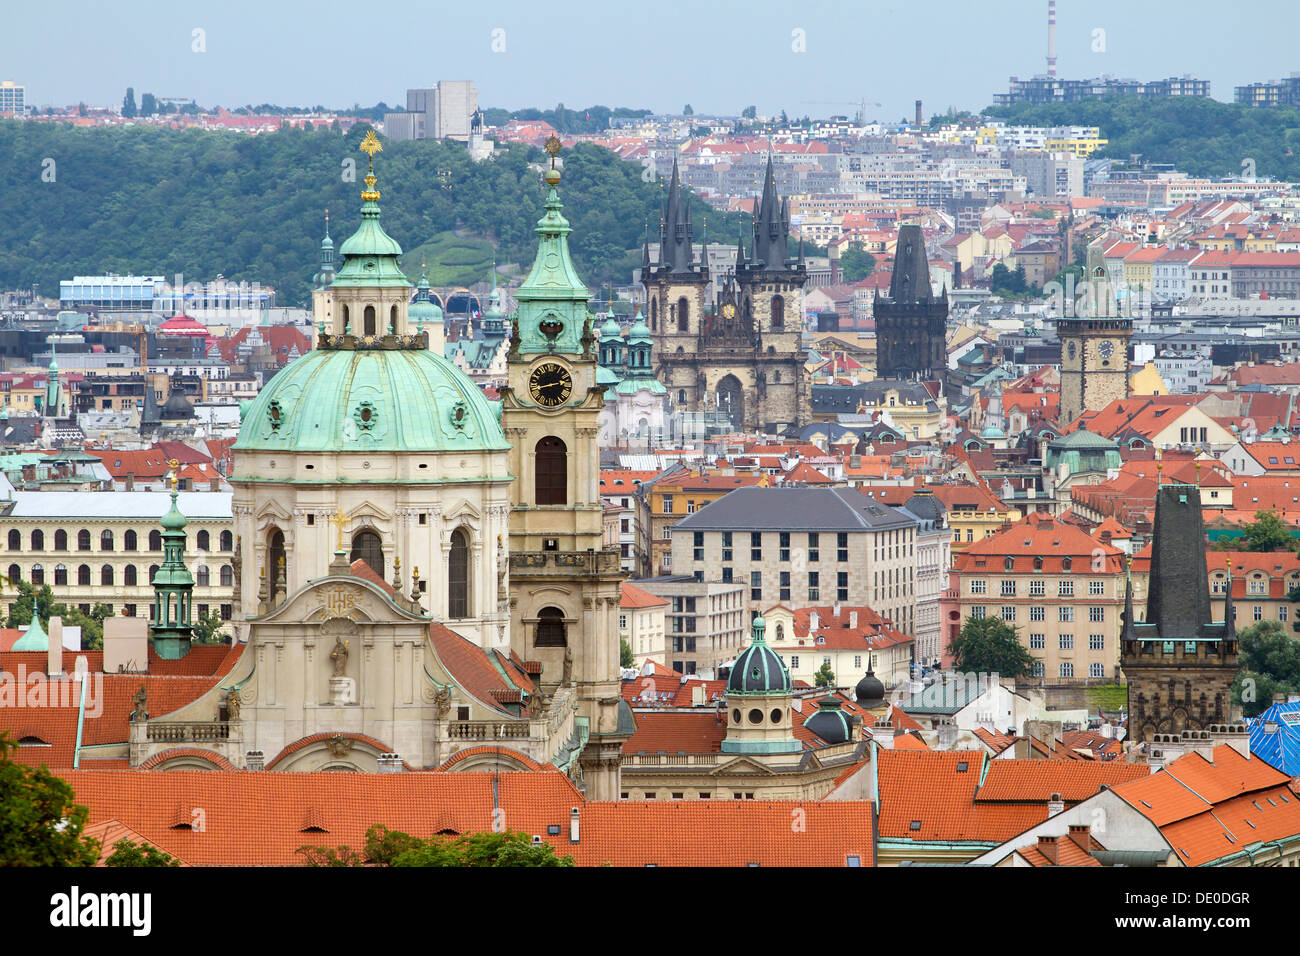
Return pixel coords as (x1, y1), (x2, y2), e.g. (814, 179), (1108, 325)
(13, 614), (49, 652)
(151, 486), (194, 659)
(333, 131), (409, 289)
(512, 140), (592, 355)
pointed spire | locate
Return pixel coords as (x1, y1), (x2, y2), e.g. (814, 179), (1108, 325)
(1122, 554), (1136, 642)
(659, 157), (694, 273)
(151, 486), (194, 659)
(1222, 555), (1236, 640)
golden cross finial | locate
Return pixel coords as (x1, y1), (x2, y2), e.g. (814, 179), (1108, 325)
(167, 457), (180, 493)
(359, 129), (383, 160)
(359, 130), (382, 201)
(328, 508), (345, 552)
(543, 135), (562, 165)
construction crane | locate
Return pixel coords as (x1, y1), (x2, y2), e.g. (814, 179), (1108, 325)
(801, 99), (882, 125)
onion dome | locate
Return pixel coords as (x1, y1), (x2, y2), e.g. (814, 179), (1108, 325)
(855, 666), (885, 704)
(727, 616), (792, 694)
(409, 271), (444, 329)
(804, 695), (856, 744)
(627, 310), (652, 344)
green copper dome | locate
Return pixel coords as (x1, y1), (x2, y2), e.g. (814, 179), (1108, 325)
(234, 348), (508, 454)
(409, 274), (444, 328)
(628, 312), (652, 344)
(600, 315), (621, 339)
(160, 491), (188, 531)
(727, 616), (792, 695)
(13, 615), (49, 652)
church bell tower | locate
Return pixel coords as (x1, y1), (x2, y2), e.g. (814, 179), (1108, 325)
(501, 138), (631, 799)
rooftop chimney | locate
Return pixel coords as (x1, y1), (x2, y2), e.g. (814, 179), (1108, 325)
(377, 753), (404, 773)
(1047, 791), (1065, 816)
(1037, 833), (1060, 865)
(809, 611), (820, 633)
(849, 610), (859, 629)
(570, 807), (581, 844)
(47, 615), (63, 676)
(245, 750), (265, 771)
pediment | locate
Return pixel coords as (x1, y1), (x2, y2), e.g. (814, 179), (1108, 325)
(252, 574), (428, 626)
(345, 502), (394, 524)
(709, 755), (779, 776)
(444, 499), (482, 522)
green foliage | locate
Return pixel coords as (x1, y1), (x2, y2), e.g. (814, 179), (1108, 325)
(0, 733), (100, 866)
(984, 96), (1300, 181)
(620, 638), (634, 668)
(741, 105), (757, 120)
(1232, 621), (1300, 717)
(1085, 683), (1128, 713)
(481, 104), (651, 135)
(1236, 508), (1298, 552)
(103, 838), (180, 867)
(401, 231), (497, 287)
(3, 580), (108, 648)
(838, 247), (876, 283)
(948, 616), (1037, 679)
(192, 609), (225, 645)
(682, 104), (694, 116)
(298, 824), (574, 867)
(990, 262), (1039, 298)
(0, 122), (747, 307)
(139, 93), (157, 117)
(813, 661), (837, 687)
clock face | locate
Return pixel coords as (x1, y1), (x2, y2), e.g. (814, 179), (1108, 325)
(528, 362), (573, 408)
(1066, 341), (1077, 360)
(1098, 340), (1115, 360)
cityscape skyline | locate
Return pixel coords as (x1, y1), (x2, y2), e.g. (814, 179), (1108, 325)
(7, 0), (1300, 122)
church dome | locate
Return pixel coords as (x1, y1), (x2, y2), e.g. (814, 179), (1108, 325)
(600, 315), (621, 340)
(233, 347), (508, 454)
(628, 312), (652, 344)
(727, 616), (792, 694)
(804, 695), (855, 744)
(855, 667), (885, 704)
(408, 275), (444, 327)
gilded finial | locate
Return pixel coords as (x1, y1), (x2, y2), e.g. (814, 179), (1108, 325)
(359, 130), (383, 202)
(167, 457), (180, 493)
(543, 135), (562, 186)
(329, 508), (345, 552)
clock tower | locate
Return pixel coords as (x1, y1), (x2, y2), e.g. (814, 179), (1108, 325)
(500, 139), (630, 799)
(1058, 316), (1132, 425)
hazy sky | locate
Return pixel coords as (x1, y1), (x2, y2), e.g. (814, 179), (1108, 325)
(5, 1), (1297, 121)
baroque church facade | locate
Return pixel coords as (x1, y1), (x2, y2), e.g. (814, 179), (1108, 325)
(645, 159), (810, 434)
(121, 134), (632, 799)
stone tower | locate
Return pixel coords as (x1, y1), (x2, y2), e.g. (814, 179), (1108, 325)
(873, 224), (948, 384)
(648, 156), (809, 433)
(1057, 316), (1132, 425)
(501, 140), (631, 800)
(1121, 483), (1240, 744)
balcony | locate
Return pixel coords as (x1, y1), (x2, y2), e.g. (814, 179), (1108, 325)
(145, 721), (231, 743)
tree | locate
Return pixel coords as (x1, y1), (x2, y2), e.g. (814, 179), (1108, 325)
(947, 616), (1036, 679)
(839, 247), (876, 283)
(741, 105), (757, 119)
(814, 661), (837, 687)
(682, 104), (693, 116)
(140, 93), (157, 117)
(0, 733), (100, 866)
(1237, 508), (1296, 552)
(298, 825), (574, 867)
(1232, 620), (1300, 717)
(620, 638), (634, 668)
(4, 580), (109, 649)
(122, 87), (137, 118)
(103, 838), (180, 867)
(193, 610), (226, 644)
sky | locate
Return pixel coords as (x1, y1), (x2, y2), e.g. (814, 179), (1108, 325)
(4, 0), (1298, 122)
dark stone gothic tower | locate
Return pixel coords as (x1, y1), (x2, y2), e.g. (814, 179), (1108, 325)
(647, 155), (809, 433)
(873, 224), (948, 384)
(1122, 483), (1240, 744)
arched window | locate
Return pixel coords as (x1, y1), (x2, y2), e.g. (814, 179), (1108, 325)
(101, 565), (114, 586)
(149, 530), (162, 551)
(268, 530), (286, 603)
(197, 530), (210, 551)
(342, 304), (350, 333)
(220, 530), (233, 551)
(31, 530), (43, 551)
(390, 304), (399, 333)
(124, 565), (137, 586)
(350, 529), (383, 579)
(535, 436), (567, 506)
(650, 296), (657, 330)
(78, 530), (91, 551)
(7, 529), (19, 551)
(196, 565), (210, 587)
(101, 530), (114, 551)
(30, 564), (43, 585)
(449, 529), (470, 619)
(220, 565), (233, 587)
(535, 606), (567, 647)
(78, 565), (91, 586)
(363, 305), (376, 337)
(677, 389), (686, 404)
(124, 529), (138, 551)
(771, 294), (784, 328)
(677, 296), (690, 332)
(54, 530), (67, 551)
(7, 564), (20, 583)
(54, 564), (68, 586)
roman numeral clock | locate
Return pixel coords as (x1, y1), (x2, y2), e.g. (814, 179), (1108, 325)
(528, 360), (573, 408)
